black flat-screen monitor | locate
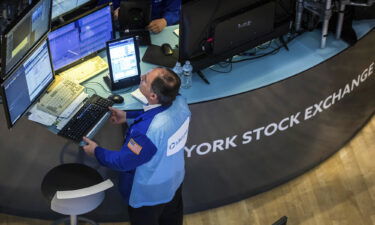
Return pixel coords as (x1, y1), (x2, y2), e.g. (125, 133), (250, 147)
(51, 0), (92, 20)
(0, 0), (52, 78)
(118, 0), (151, 30)
(0, 38), (55, 128)
(105, 36), (141, 90)
(179, 0), (293, 71)
(48, 3), (114, 72)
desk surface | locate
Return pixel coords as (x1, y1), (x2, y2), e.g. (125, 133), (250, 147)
(82, 21), (375, 111)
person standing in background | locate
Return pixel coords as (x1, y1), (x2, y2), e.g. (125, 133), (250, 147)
(98, 0), (180, 33)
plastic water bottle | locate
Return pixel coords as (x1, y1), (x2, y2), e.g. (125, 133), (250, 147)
(172, 62), (183, 78)
(181, 61), (193, 89)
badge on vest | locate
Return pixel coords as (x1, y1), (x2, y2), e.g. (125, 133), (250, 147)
(128, 138), (143, 155)
(167, 117), (190, 156)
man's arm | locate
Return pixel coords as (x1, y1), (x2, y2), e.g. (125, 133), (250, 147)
(147, 0), (180, 33)
(162, 0), (180, 26)
(83, 130), (157, 171)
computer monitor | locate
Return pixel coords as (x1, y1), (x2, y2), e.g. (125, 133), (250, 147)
(118, 0), (151, 30)
(51, 0), (92, 20)
(179, 0), (292, 71)
(48, 3), (114, 72)
(0, 38), (55, 128)
(105, 36), (141, 91)
(0, 0), (52, 78)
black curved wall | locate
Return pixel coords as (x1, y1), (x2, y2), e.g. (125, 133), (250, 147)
(0, 30), (373, 222)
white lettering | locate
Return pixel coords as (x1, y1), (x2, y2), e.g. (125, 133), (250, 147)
(225, 136), (237, 149)
(313, 100), (324, 116)
(196, 143), (211, 155)
(304, 106), (314, 120)
(278, 117), (289, 131)
(212, 139), (224, 152)
(184, 145), (196, 158)
(290, 112), (301, 127)
(332, 88), (342, 105)
(341, 84), (351, 98)
(351, 75), (360, 90)
(264, 123), (278, 136)
(360, 68), (368, 82)
(369, 62), (374, 76)
(323, 95), (332, 109)
(242, 131), (252, 144)
(253, 127), (264, 140)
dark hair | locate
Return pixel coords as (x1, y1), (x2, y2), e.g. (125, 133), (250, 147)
(151, 68), (181, 106)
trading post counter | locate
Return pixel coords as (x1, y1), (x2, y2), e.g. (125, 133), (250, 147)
(0, 24), (374, 222)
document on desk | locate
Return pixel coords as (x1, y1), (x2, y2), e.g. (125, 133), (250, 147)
(28, 105), (57, 126)
(173, 28), (179, 37)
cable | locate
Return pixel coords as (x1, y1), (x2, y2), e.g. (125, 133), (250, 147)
(230, 32), (302, 64)
(84, 87), (97, 95)
(84, 82), (112, 94)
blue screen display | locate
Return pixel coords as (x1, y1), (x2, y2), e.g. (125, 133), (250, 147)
(2, 40), (54, 126)
(48, 5), (113, 71)
(108, 37), (139, 83)
(52, 0), (91, 20)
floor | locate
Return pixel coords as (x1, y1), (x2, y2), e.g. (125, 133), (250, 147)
(0, 115), (374, 225)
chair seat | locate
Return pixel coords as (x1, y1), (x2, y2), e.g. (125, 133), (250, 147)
(41, 163), (104, 215)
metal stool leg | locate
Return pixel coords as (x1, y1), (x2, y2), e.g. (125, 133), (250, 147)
(50, 216), (99, 225)
(295, 0), (305, 32)
(336, 0), (347, 39)
(321, 0), (332, 48)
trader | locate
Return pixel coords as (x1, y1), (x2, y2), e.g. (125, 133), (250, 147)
(82, 67), (191, 225)
(98, 0), (180, 33)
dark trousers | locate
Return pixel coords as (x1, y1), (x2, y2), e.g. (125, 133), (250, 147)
(128, 185), (183, 225)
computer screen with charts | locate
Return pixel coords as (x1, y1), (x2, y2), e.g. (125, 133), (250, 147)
(51, 0), (91, 20)
(0, 0), (51, 78)
(106, 36), (141, 90)
(48, 4), (114, 72)
(0, 38), (54, 128)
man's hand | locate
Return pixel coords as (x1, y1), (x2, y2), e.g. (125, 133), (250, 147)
(147, 18), (167, 34)
(82, 137), (98, 157)
(109, 107), (126, 124)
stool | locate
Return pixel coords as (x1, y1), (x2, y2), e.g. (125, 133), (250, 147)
(336, 0), (375, 39)
(41, 163), (113, 225)
(295, 0), (334, 48)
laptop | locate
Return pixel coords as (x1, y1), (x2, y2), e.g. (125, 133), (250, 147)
(118, 0), (152, 46)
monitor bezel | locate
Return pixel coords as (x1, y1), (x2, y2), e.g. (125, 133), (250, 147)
(0, 36), (56, 129)
(105, 35), (141, 91)
(0, 0), (52, 80)
(49, 2), (115, 74)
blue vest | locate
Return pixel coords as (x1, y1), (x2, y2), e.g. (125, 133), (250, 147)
(129, 96), (191, 207)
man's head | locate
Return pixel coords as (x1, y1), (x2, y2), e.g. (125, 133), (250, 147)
(139, 67), (181, 106)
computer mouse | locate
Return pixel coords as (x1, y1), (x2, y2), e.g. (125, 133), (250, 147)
(108, 94), (124, 104)
(161, 43), (174, 56)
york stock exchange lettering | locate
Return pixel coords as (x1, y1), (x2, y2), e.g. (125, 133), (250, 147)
(185, 62), (374, 158)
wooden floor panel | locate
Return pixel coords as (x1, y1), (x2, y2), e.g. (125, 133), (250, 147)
(0, 116), (374, 225)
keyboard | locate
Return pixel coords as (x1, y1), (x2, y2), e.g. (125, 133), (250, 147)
(58, 56), (108, 83)
(58, 94), (114, 142)
(37, 79), (84, 116)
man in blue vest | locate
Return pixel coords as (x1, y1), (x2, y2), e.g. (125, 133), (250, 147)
(81, 67), (191, 225)
(98, 0), (180, 33)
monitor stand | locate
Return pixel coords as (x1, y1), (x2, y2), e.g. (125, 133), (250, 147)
(103, 75), (113, 90)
